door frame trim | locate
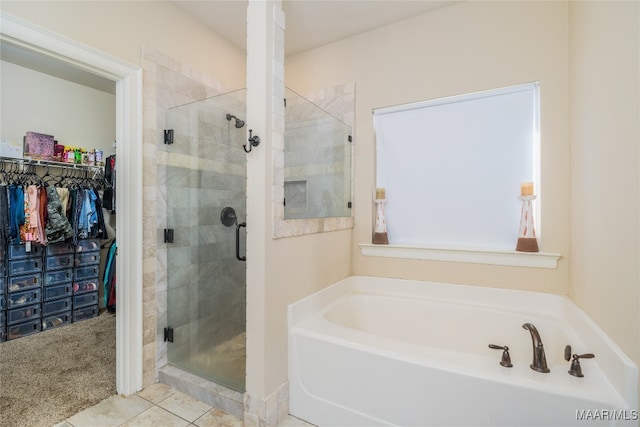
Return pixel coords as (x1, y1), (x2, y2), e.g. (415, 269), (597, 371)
(1, 12), (144, 395)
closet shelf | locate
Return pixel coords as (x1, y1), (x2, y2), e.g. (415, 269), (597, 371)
(0, 156), (103, 172)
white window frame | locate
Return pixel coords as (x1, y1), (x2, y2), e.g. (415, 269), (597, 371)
(366, 82), (559, 268)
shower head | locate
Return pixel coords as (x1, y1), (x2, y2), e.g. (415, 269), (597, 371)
(226, 113), (245, 129)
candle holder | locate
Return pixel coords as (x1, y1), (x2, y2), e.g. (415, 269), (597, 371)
(516, 195), (539, 252)
(373, 198), (389, 245)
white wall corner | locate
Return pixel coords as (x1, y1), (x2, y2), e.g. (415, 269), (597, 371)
(272, 2), (285, 29)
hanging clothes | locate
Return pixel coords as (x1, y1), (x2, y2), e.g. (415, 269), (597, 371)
(56, 187), (70, 214)
(38, 185), (48, 245)
(92, 188), (107, 240)
(103, 239), (117, 313)
(24, 184), (40, 243)
(45, 186), (74, 243)
(8, 185), (24, 243)
(77, 188), (91, 239)
(1, 158), (109, 246)
(29, 185), (47, 246)
(103, 155), (116, 214)
(0, 185), (9, 246)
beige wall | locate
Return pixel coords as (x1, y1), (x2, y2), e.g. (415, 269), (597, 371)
(1, 60), (116, 157)
(569, 0), (640, 373)
(287, 0), (571, 294)
(0, 1), (246, 89)
(1, 0), (247, 389)
(1, 0), (352, 398)
(287, 0), (640, 387)
(4, 0), (638, 406)
(263, 231), (351, 393)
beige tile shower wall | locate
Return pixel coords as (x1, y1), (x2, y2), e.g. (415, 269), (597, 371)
(283, 85), (355, 220)
(286, 1), (571, 294)
(143, 46), (240, 388)
(273, 83), (356, 237)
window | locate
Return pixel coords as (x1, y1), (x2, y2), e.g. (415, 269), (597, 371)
(373, 82), (540, 251)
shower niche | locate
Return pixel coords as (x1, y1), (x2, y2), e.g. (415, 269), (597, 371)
(283, 87), (353, 220)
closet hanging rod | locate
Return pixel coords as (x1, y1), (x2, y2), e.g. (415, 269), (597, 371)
(0, 156), (103, 172)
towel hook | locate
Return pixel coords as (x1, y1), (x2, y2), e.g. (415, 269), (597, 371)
(244, 129), (261, 153)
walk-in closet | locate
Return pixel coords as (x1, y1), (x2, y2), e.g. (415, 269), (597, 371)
(0, 39), (119, 426)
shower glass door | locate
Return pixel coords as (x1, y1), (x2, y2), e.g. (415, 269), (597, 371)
(162, 89), (246, 392)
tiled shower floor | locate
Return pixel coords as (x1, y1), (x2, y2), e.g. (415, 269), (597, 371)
(53, 382), (314, 427)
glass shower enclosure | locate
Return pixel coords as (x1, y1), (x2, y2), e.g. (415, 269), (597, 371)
(283, 87), (352, 220)
(160, 86), (351, 395)
(162, 89), (247, 392)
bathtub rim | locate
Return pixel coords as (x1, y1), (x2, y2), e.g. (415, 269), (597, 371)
(287, 275), (639, 408)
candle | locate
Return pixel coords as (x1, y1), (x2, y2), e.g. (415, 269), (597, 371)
(375, 188), (386, 199)
(521, 181), (534, 196)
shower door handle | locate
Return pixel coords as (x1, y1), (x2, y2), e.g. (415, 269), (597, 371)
(236, 222), (246, 262)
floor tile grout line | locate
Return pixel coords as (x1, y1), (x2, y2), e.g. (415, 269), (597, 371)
(113, 399), (198, 427)
(61, 386), (248, 427)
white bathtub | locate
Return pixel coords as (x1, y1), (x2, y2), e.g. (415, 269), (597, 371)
(288, 276), (638, 426)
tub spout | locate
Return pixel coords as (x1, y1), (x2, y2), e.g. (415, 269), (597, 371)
(522, 323), (550, 373)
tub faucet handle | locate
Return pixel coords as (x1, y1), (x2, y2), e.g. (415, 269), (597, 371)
(568, 352), (595, 378)
(489, 344), (513, 368)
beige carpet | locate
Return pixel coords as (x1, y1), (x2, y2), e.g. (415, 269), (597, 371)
(0, 311), (116, 427)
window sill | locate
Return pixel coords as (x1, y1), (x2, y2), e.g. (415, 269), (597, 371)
(359, 244), (560, 269)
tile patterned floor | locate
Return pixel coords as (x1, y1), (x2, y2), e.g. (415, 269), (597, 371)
(52, 383), (313, 427)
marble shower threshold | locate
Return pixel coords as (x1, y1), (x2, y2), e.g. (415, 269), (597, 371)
(159, 364), (244, 419)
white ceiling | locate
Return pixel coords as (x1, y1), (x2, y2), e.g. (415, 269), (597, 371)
(175, 0), (456, 56)
(0, 1), (456, 93)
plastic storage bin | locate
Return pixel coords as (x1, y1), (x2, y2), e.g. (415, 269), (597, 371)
(74, 252), (100, 267)
(45, 242), (75, 256)
(44, 269), (73, 286)
(42, 311), (71, 330)
(42, 297), (71, 316)
(0, 311), (5, 342)
(7, 318), (41, 340)
(8, 258), (42, 276)
(7, 303), (40, 325)
(73, 304), (99, 322)
(73, 291), (98, 309)
(75, 239), (100, 253)
(45, 254), (74, 271)
(43, 283), (72, 301)
(8, 243), (44, 260)
(7, 288), (41, 309)
(7, 273), (42, 293)
(73, 279), (99, 295)
(74, 265), (99, 281)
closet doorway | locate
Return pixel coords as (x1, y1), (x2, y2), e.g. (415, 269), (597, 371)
(1, 13), (143, 395)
